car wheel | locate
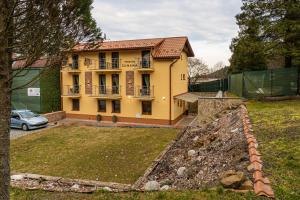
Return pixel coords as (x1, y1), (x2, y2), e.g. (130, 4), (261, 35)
(22, 124), (29, 131)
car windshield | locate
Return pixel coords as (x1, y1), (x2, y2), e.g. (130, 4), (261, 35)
(18, 111), (38, 118)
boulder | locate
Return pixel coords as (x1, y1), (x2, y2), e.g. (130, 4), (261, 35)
(188, 150), (196, 157)
(220, 171), (246, 189)
(71, 184), (80, 189)
(160, 185), (170, 191)
(103, 186), (112, 192)
(230, 128), (239, 133)
(220, 170), (236, 179)
(177, 167), (187, 178)
(239, 180), (253, 190)
(11, 174), (24, 181)
(144, 181), (160, 191)
(192, 136), (199, 142)
(159, 179), (173, 186)
(247, 163), (255, 172)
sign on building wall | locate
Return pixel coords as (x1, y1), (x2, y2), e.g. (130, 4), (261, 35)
(85, 72), (92, 95)
(27, 88), (40, 96)
(126, 71), (134, 96)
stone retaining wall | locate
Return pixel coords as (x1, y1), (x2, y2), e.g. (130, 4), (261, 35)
(43, 111), (66, 123)
(198, 97), (241, 121)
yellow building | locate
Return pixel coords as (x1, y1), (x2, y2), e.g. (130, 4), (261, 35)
(61, 36), (194, 125)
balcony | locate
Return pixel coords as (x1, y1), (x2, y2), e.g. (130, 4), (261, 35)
(137, 60), (154, 72)
(61, 63), (80, 73)
(88, 58), (122, 73)
(134, 86), (154, 100)
(61, 85), (81, 98)
(90, 85), (122, 99)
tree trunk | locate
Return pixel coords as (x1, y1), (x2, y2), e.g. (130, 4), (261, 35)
(0, 1), (12, 199)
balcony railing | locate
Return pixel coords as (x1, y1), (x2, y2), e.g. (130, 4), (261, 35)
(90, 85), (121, 98)
(61, 62), (80, 72)
(135, 85), (154, 99)
(88, 58), (121, 71)
(62, 85), (81, 96)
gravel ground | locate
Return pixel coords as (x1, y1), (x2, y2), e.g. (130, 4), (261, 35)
(10, 123), (58, 140)
(142, 106), (250, 189)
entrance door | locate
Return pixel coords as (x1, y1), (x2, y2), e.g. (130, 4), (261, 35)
(112, 74), (119, 94)
(141, 74), (150, 95)
(99, 74), (106, 94)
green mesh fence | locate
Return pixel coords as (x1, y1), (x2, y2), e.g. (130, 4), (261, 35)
(229, 67), (299, 98)
(229, 73), (243, 97)
(189, 79), (228, 92)
(11, 69), (41, 113)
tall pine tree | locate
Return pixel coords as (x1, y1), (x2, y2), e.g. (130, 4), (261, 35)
(230, 0), (300, 72)
(230, 1), (267, 73)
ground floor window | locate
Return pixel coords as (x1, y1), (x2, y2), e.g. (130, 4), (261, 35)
(72, 99), (80, 111)
(98, 100), (106, 112)
(112, 100), (120, 113)
(142, 101), (152, 115)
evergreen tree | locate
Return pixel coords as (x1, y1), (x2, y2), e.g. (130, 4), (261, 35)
(230, 1), (267, 73)
(230, 0), (300, 72)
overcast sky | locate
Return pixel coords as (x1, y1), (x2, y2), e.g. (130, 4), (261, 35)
(92, 0), (242, 68)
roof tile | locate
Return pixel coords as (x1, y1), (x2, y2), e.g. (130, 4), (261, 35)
(72, 36), (194, 59)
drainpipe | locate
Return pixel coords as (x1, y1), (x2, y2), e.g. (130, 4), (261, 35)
(169, 59), (179, 125)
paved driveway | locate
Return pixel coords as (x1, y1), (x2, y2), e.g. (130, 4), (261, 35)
(10, 124), (58, 140)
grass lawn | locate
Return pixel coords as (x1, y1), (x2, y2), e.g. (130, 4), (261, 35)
(247, 100), (300, 200)
(11, 126), (177, 184)
(11, 100), (300, 199)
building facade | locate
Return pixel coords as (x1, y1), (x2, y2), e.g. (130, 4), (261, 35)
(61, 36), (194, 125)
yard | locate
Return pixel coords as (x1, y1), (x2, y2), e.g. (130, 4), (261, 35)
(10, 100), (300, 199)
(10, 126), (177, 184)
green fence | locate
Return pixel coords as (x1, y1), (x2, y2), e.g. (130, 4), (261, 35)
(189, 79), (228, 92)
(229, 67), (299, 98)
(12, 69), (41, 112)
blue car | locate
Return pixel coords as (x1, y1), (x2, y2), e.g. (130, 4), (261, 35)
(11, 110), (48, 131)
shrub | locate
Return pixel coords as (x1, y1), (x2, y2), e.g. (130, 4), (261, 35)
(112, 115), (117, 123)
(96, 114), (101, 122)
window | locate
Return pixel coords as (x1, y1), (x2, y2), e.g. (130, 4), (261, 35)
(112, 74), (120, 94)
(183, 74), (186, 80)
(72, 54), (79, 69)
(142, 101), (152, 115)
(141, 74), (150, 96)
(141, 50), (150, 68)
(62, 56), (68, 66)
(72, 99), (80, 111)
(98, 100), (106, 112)
(111, 52), (119, 69)
(99, 53), (106, 69)
(112, 100), (120, 113)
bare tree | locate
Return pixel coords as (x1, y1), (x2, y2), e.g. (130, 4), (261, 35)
(211, 61), (228, 79)
(188, 58), (209, 84)
(0, 1), (102, 198)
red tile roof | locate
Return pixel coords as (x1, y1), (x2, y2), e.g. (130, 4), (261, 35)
(71, 36), (194, 59)
(12, 58), (49, 69)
